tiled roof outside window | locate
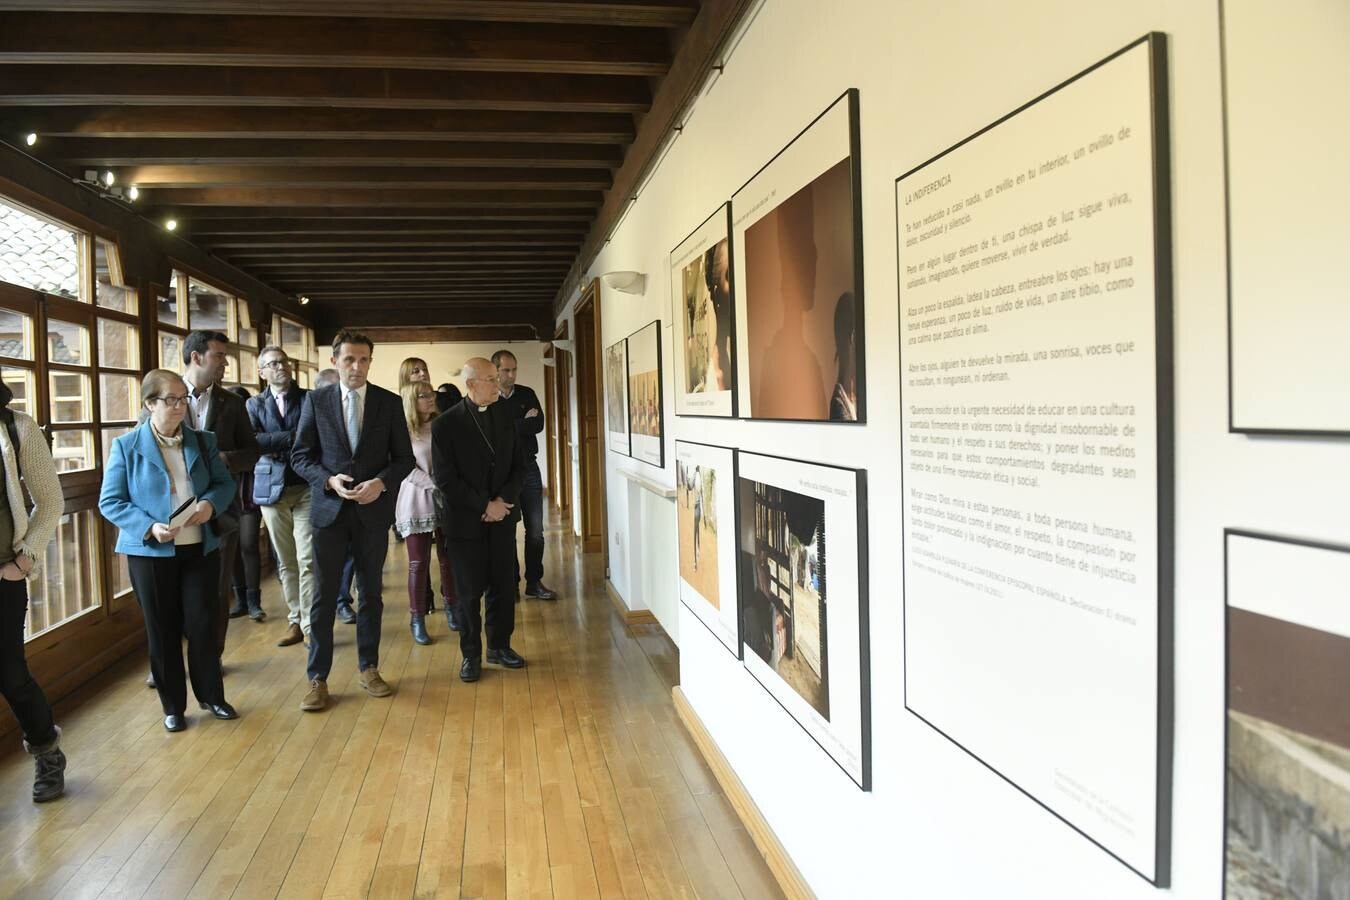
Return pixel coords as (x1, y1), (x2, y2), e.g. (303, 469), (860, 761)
(0, 201), (80, 300)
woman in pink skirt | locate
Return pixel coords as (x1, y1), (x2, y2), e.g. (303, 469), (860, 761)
(395, 383), (457, 644)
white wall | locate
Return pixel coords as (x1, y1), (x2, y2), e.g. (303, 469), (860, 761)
(364, 339), (550, 489)
(554, 1), (1348, 896)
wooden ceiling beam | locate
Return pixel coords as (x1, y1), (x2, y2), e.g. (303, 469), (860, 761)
(0, 13), (671, 76)
(0, 2), (698, 28)
(3, 106), (634, 143)
(155, 205), (595, 221)
(146, 187), (601, 207)
(38, 137), (623, 168)
(112, 165), (610, 190)
(0, 65), (649, 113)
(200, 234), (580, 249)
(186, 219), (587, 235)
(233, 256), (572, 268)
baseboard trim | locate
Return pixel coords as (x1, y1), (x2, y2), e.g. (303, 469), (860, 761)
(605, 579), (658, 625)
(673, 686), (815, 900)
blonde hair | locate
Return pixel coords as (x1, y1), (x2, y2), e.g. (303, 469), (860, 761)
(401, 381), (437, 436)
(399, 356), (430, 387)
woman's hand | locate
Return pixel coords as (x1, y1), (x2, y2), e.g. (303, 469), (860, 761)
(183, 500), (214, 527)
(0, 561), (26, 581)
(151, 523), (181, 543)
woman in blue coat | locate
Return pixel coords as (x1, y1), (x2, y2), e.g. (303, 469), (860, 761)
(99, 369), (240, 732)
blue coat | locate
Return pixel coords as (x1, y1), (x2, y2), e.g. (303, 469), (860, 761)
(99, 423), (237, 557)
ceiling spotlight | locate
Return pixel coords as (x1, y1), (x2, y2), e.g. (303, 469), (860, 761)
(102, 170), (115, 187)
(127, 185), (139, 201)
(165, 218), (178, 232)
(24, 133), (37, 147)
(298, 295), (311, 306)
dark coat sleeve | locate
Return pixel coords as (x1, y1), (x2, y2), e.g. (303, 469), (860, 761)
(433, 413), (490, 516)
(515, 386), (546, 438)
(290, 391), (330, 492)
(497, 413), (527, 506)
(375, 390), (414, 490)
(219, 393), (261, 474)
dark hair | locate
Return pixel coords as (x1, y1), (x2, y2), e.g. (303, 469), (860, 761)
(225, 385), (251, 400)
(435, 381), (463, 414)
(331, 329), (374, 356)
(182, 330), (229, 366)
(490, 349), (517, 367)
(0, 376), (11, 409)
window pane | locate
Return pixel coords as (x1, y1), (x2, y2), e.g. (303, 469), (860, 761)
(240, 348), (257, 385)
(99, 373), (139, 422)
(95, 241), (136, 313)
(49, 371), (90, 423)
(0, 198), (81, 300)
(97, 317), (139, 370)
(238, 303), (256, 347)
(0, 308), (32, 360)
(157, 290), (178, 326)
(223, 352), (239, 385)
(188, 280), (232, 333)
(101, 424), (132, 469)
(159, 332), (182, 369)
(26, 509), (99, 639)
(51, 429), (94, 472)
(104, 522), (132, 599)
(2, 366), (34, 416)
(280, 317), (305, 360)
(47, 319), (89, 366)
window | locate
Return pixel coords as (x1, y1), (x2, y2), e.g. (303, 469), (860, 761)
(26, 509), (100, 638)
(274, 313), (317, 389)
(0, 307), (33, 359)
(0, 198), (83, 301)
(97, 318), (138, 370)
(188, 278), (234, 336)
(159, 331), (182, 369)
(1, 366), (34, 416)
(95, 240), (135, 313)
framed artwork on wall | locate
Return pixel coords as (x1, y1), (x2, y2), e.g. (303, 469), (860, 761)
(670, 204), (736, 417)
(604, 339), (630, 456)
(731, 89), (865, 423)
(736, 450), (869, 789)
(675, 440), (740, 657)
(626, 320), (664, 467)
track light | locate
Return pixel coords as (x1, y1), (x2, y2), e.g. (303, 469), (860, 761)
(298, 295), (311, 306)
(24, 133), (36, 147)
(102, 170), (115, 187)
(165, 218), (178, 232)
(127, 185), (139, 201)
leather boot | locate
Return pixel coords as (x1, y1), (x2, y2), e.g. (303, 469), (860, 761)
(444, 603), (460, 633)
(410, 614), (432, 645)
(246, 589), (265, 622)
(228, 586), (248, 618)
(25, 725), (65, 803)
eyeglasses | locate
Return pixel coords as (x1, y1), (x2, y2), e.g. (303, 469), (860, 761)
(155, 395), (189, 408)
(260, 359), (290, 369)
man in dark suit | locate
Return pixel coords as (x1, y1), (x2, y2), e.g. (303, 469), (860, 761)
(245, 345), (312, 648)
(291, 330), (414, 711)
(433, 357), (529, 683)
(182, 330), (261, 652)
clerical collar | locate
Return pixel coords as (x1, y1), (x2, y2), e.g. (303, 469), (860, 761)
(477, 405), (489, 412)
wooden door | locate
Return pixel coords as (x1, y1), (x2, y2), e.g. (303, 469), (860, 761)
(573, 280), (606, 555)
(555, 339), (573, 516)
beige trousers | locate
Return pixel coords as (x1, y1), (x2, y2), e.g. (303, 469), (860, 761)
(260, 485), (315, 633)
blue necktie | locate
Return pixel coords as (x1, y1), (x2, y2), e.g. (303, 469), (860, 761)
(345, 390), (360, 452)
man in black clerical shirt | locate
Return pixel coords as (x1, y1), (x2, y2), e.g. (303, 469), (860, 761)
(490, 349), (557, 601)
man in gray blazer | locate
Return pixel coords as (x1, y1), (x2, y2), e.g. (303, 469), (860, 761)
(291, 330), (413, 712)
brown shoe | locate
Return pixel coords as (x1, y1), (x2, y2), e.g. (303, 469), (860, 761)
(277, 623), (304, 647)
(300, 679), (328, 712)
(359, 668), (392, 698)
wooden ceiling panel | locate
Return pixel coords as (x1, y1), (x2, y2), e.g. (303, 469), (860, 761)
(109, 165), (611, 190)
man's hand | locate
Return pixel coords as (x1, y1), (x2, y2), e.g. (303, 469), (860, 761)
(150, 523), (181, 543)
(525, 408), (539, 419)
(328, 473), (357, 499)
(484, 497), (514, 522)
(183, 499), (215, 527)
(350, 478), (385, 505)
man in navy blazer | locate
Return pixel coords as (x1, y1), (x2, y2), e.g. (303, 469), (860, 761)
(245, 345), (312, 648)
(291, 330), (414, 711)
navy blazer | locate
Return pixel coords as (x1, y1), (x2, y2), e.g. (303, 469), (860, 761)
(245, 384), (308, 503)
(99, 423), (237, 557)
(290, 382), (414, 529)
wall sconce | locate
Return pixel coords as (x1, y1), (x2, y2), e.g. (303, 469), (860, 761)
(601, 271), (646, 295)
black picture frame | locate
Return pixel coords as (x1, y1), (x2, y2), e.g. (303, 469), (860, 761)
(670, 203), (738, 418)
(894, 33), (1174, 886)
(1219, 0), (1350, 437)
(1222, 528), (1350, 899)
(625, 319), (664, 469)
(674, 439), (742, 660)
(604, 338), (631, 458)
(734, 449), (871, 791)
(730, 88), (866, 424)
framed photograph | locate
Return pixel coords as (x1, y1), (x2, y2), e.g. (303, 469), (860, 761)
(604, 339), (630, 456)
(896, 34), (1172, 884)
(731, 89), (865, 423)
(1224, 529), (1350, 899)
(626, 320), (664, 468)
(675, 440), (740, 657)
(671, 204), (737, 417)
(1223, 0), (1350, 435)
(736, 450), (869, 789)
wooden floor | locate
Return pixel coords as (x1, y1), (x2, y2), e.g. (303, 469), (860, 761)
(0, 520), (784, 900)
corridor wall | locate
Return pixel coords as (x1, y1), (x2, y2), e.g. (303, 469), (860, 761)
(554, 0), (1348, 895)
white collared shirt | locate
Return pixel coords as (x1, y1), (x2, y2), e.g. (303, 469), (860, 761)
(184, 378), (212, 429)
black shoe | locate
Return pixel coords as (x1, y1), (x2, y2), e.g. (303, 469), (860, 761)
(445, 605), (461, 633)
(198, 701), (238, 720)
(26, 727), (65, 803)
(336, 600), (357, 625)
(247, 589), (265, 621)
(228, 587), (248, 618)
(410, 615), (432, 646)
(486, 647), (526, 669)
(525, 582), (557, 601)
(164, 714), (187, 732)
(459, 657), (481, 682)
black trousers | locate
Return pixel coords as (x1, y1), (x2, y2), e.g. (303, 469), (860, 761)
(449, 524), (518, 659)
(233, 509), (262, 594)
(309, 504), (387, 681)
(128, 545), (224, 716)
(521, 461), (545, 586)
(213, 528), (239, 657)
(0, 577), (57, 747)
